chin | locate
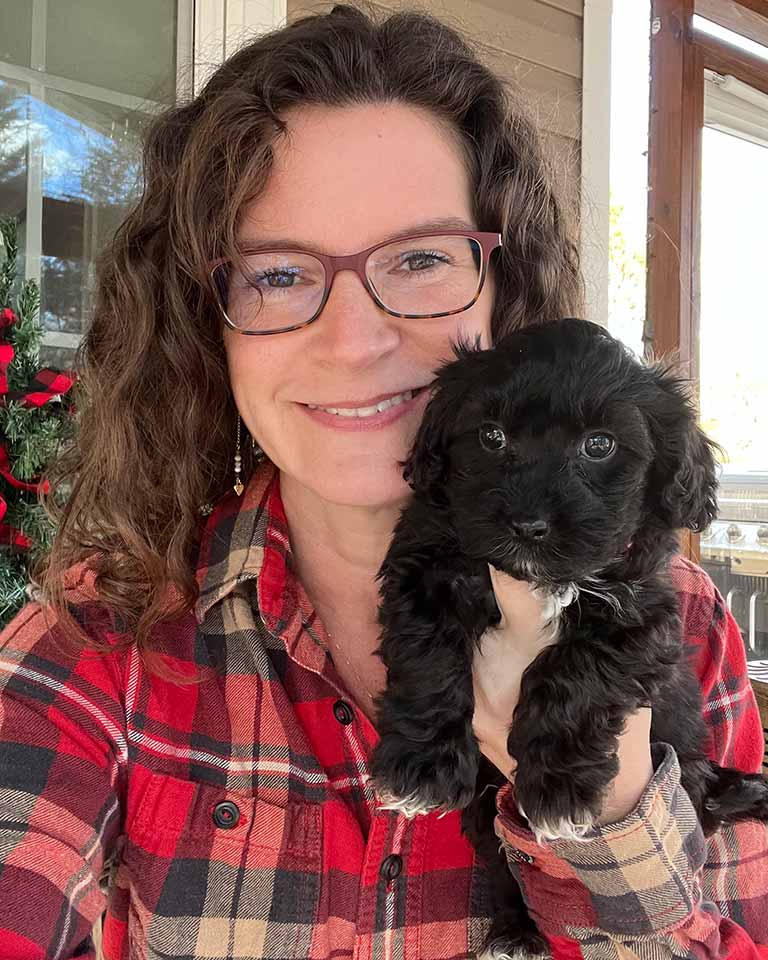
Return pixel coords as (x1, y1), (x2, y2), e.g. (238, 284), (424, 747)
(293, 464), (412, 511)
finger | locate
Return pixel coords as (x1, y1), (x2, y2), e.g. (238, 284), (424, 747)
(487, 563), (541, 631)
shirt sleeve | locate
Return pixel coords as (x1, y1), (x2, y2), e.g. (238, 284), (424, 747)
(0, 588), (126, 959)
(493, 558), (768, 960)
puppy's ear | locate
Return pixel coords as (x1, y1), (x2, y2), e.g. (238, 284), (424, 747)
(401, 383), (455, 495)
(402, 335), (484, 497)
(646, 368), (721, 533)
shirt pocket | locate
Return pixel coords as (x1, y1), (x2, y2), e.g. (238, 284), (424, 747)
(119, 769), (322, 960)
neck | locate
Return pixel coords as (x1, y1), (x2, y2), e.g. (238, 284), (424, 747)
(279, 471), (401, 635)
(279, 472), (401, 721)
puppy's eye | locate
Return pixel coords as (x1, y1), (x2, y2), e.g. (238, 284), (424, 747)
(479, 422), (507, 451)
(579, 433), (615, 461)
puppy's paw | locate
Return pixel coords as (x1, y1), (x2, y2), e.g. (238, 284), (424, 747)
(514, 773), (600, 843)
(701, 768), (768, 832)
(376, 787), (441, 819)
(517, 803), (595, 844)
(477, 926), (550, 960)
(370, 735), (479, 817)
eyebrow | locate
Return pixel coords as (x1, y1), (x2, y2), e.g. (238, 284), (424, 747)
(234, 217), (478, 254)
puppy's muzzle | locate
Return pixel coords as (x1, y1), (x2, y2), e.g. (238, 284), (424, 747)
(509, 519), (549, 541)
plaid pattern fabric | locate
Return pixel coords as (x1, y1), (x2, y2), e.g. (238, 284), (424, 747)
(0, 460), (766, 960)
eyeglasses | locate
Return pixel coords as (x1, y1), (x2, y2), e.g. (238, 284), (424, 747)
(210, 230), (502, 336)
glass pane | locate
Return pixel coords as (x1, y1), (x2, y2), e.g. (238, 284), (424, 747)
(0, 1), (33, 69)
(38, 90), (149, 336)
(698, 118), (768, 665)
(0, 4), (188, 370)
(46, 0), (178, 103)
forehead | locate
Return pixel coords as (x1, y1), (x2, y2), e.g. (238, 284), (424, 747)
(236, 102), (475, 254)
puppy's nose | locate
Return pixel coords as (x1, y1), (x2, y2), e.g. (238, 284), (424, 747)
(510, 519), (549, 541)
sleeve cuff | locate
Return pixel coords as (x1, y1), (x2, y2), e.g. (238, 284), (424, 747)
(494, 743), (707, 937)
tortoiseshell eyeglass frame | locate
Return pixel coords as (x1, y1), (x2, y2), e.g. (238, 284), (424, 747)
(209, 230), (503, 336)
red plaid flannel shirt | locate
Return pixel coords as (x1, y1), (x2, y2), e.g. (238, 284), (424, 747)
(1, 461), (767, 960)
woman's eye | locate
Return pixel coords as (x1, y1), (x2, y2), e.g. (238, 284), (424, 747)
(400, 250), (447, 272)
(479, 422), (506, 451)
(579, 433), (616, 460)
(250, 268), (302, 289)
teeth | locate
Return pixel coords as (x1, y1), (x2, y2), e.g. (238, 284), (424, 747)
(307, 389), (416, 417)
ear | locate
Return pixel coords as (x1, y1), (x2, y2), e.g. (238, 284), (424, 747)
(401, 379), (461, 496)
(401, 334), (484, 496)
(646, 368), (721, 533)
(658, 426), (720, 532)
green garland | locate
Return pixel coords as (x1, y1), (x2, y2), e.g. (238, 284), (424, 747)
(0, 217), (78, 628)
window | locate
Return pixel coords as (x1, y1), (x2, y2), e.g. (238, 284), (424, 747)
(0, 0), (286, 371)
(0, 0), (191, 369)
(698, 62), (768, 661)
(623, 3), (768, 671)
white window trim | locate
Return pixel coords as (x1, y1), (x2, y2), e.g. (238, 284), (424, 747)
(704, 69), (768, 150)
(579, 0), (614, 329)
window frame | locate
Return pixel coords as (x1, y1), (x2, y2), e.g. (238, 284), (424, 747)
(647, 0), (768, 563)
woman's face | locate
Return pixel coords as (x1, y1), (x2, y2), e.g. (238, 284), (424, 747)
(223, 102), (494, 510)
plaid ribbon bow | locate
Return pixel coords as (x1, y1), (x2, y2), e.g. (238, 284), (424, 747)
(0, 307), (76, 547)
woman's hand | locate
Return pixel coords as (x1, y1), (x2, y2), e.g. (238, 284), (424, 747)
(472, 565), (654, 826)
(471, 566), (554, 778)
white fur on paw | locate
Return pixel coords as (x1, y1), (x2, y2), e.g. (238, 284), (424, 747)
(375, 788), (439, 818)
(478, 939), (548, 960)
(518, 803), (595, 843)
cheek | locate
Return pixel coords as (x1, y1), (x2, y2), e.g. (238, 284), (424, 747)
(223, 333), (280, 394)
(466, 282), (494, 348)
(432, 303), (493, 360)
(428, 273), (494, 355)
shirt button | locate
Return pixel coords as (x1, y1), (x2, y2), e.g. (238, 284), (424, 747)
(379, 853), (403, 881)
(333, 699), (354, 724)
(506, 848), (534, 864)
(212, 800), (241, 829)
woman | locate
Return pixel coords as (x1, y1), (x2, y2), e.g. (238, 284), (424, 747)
(0, 5), (766, 959)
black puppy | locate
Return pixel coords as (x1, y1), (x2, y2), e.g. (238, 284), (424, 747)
(369, 317), (768, 959)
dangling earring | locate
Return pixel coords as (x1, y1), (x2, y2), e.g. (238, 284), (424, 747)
(251, 432), (265, 462)
(234, 414), (265, 496)
(234, 414), (244, 496)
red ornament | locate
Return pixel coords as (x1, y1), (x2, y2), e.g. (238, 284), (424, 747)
(0, 311), (76, 551)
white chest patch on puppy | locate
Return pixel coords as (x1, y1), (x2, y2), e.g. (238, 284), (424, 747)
(530, 582), (577, 644)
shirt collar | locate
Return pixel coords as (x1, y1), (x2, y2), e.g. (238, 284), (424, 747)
(194, 460), (329, 674)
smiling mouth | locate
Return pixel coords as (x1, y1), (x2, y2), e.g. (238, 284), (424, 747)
(304, 386), (429, 418)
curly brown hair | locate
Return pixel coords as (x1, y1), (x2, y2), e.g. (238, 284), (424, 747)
(32, 2), (584, 672)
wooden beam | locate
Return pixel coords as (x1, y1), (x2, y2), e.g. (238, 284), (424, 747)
(723, 0), (768, 21)
(696, 0), (768, 56)
(695, 31), (768, 95)
(648, 0), (704, 562)
(647, 0), (702, 384)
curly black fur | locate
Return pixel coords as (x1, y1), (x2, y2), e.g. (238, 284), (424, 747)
(369, 318), (768, 959)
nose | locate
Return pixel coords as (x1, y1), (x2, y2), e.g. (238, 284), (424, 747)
(314, 271), (400, 364)
(510, 519), (549, 541)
